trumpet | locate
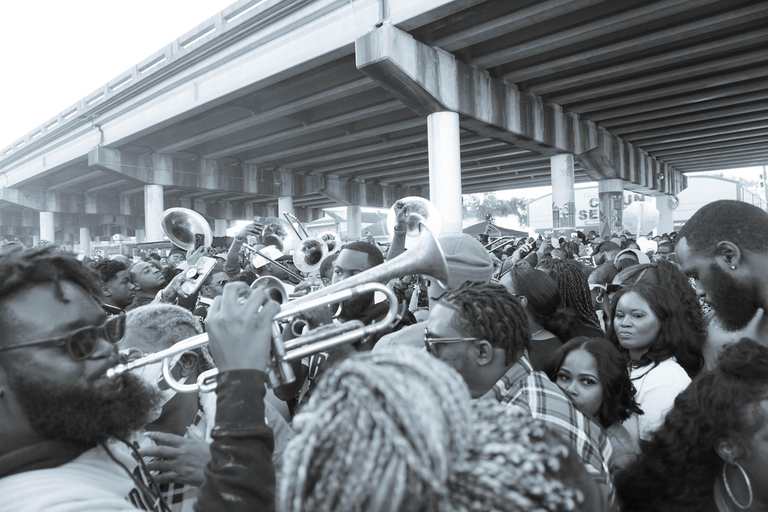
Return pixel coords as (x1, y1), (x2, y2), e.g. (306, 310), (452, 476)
(106, 216), (448, 393)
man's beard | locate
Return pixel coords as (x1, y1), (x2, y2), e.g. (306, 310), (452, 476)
(707, 263), (761, 332)
(8, 371), (161, 447)
(339, 292), (374, 322)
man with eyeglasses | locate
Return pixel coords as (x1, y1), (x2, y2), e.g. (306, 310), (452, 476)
(0, 246), (283, 511)
(425, 281), (615, 505)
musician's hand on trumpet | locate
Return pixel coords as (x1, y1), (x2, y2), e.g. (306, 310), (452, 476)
(206, 283), (280, 373)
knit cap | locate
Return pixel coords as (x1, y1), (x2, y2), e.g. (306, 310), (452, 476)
(438, 234), (494, 290)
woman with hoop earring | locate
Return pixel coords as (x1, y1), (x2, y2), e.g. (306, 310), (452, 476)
(616, 339), (768, 512)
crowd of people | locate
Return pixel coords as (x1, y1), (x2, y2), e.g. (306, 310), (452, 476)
(0, 198), (766, 512)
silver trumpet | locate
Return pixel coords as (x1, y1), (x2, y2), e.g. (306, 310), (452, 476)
(106, 217), (448, 393)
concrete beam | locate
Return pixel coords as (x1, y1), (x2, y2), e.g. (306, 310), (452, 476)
(0, 187), (141, 216)
(356, 24), (591, 156)
(577, 127), (687, 196)
(356, 24), (687, 197)
(318, 175), (428, 208)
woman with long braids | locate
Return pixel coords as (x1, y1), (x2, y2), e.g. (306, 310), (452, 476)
(547, 259), (604, 338)
(500, 267), (584, 370)
(617, 339), (768, 512)
(608, 284), (704, 444)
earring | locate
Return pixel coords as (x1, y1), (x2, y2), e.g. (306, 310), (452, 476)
(730, 265), (737, 270)
(596, 293), (604, 304)
(723, 461), (753, 509)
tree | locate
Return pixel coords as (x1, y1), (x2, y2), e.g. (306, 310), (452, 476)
(463, 193), (530, 226)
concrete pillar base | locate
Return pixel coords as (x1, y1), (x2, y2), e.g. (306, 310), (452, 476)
(598, 179), (624, 240)
(278, 195), (295, 217)
(39, 212), (55, 244)
(79, 227), (91, 257)
(347, 205), (362, 239)
(656, 196), (674, 235)
(551, 154), (576, 229)
(144, 184), (164, 242)
(214, 219), (228, 237)
(427, 111), (462, 235)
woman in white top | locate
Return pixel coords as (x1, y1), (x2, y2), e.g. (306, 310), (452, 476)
(608, 284), (705, 443)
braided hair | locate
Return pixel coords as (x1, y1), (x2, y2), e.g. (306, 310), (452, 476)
(439, 282), (530, 366)
(280, 348), (472, 512)
(0, 246), (103, 331)
(281, 348), (596, 512)
(547, 259), (602, 333)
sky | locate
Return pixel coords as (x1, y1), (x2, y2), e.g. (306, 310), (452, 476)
(2, 1), (765, 234)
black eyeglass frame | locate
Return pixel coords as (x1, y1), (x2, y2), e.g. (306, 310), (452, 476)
(0, 314), (126, 361)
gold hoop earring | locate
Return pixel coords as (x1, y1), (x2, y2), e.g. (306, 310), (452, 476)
(723, 462), (753, 509)
(596, 293), (604, 304)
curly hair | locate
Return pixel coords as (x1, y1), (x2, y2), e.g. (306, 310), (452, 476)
(544, 337), (643, 429)
(439, 282), (529, 366)
(92, 258), (128, 285)
(501, 267), (582, 343)
(547, 259), (602, 333)
(613, 259), (706, 347)
(608, 284), (704, 377)
(679, 200), (768, 255)
(616, 339), (768, 512)
(0, 246), (103, 333)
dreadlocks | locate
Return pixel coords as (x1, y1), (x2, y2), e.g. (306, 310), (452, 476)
(439, 282), (530, 366)
(0, 246), (103, 331)
(547, 259), (602, 333)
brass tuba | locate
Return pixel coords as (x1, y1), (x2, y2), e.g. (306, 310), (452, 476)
(160, 208), (213, 250)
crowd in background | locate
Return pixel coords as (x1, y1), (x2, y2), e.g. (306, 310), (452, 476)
(0, 198), (767, 512)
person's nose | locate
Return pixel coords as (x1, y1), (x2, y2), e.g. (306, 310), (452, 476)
(619, 316), (632, 328)
(131, 282), (140, 290)
(91, 336), (119, 360)
(692, 280), (706, 300)
(565, 382), (579, 397)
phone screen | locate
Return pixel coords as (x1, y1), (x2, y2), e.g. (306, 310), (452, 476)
(194, 233), (205, 250)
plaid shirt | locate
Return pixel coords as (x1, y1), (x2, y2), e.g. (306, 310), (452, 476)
(481, 356), (615, 497)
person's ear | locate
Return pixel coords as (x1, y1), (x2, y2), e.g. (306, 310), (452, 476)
(716, 241), (742, 269)
(715, 438), (744, 464)
(101, 286), (112, 297)
(178, 352), (199, 378)
(475, 339), (495, 366)
(516, 295), (529, 309)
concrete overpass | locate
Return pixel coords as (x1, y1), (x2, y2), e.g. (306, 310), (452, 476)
(1, 0), (765, 249)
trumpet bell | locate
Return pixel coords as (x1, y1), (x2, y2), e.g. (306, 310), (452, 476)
(251, 275), (289, 304)
(293, 237), (329, 273)
(317, 231), (341, 255)
(160, 208), (213, 250)
(253, 216), (299, 255)
(386, 197), (442, 248)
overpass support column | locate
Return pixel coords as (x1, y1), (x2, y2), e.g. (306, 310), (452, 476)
(144, 185), (164, 242)
(39, 212), (55, 244)
(598, 179), (624, 239)
(347, 205), (362, 239)
(551, 154), (575, 230)
(79, 227), (91, 257)
(214, 219), (228, 237)
(656, 196), (674, 235)
(278, 196), (295, 217)
(427, 112), (462, 235)
(135, 229), (145, 244)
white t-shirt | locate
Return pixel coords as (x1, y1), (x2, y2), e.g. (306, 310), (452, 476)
(624, 358), (691, 444)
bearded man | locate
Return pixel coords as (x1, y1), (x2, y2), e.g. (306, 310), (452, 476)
(677, 200), (768, 342)
(0, 246), (283, 510)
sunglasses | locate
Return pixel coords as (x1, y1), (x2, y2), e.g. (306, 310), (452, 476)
(0, 314), (126, 361)
(423, 328), (477, 353)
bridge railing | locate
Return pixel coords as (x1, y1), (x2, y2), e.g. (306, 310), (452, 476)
(0, 0), (306, 164)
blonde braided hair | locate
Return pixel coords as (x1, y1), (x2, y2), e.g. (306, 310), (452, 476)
(280, 348), (471, 512)
(280, 349), (594, 512)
